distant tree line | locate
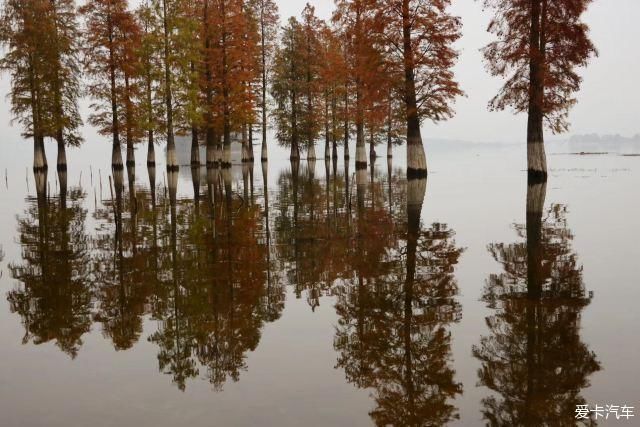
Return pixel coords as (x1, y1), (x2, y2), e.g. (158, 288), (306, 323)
(0, 0), (596, 180)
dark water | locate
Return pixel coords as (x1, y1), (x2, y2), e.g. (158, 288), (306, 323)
(0, 142), (638, 426)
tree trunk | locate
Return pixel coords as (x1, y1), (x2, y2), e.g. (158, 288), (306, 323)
(343, 90), (350, 160)
(291, 89), (300, 161)
(56, 136), (67, 172)
(206, 132), (216, 167)
(112, 140), (123, 171)
(307, 143), (316, 161)
(527, 0), (547, 181)
(402, 0), (427, 178)
(249, 124), (254, 162)
(191, 127), (200, 166)
(33, 136), (47, 171)
(126, 139), (135, 168)
(58, 169), (67, 207)
(355, 95), (366, 170)
(147, 131), (155, 167)
(369, 131), (377, 161)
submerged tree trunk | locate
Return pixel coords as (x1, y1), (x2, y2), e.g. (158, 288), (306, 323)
(527, 0), (547, 181)
(402, 0), (427, 178)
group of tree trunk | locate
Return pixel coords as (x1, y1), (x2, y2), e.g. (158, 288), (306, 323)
(0, 0), (596, 180)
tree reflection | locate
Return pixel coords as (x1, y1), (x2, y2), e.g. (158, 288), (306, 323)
(145, 167), (284, 391)
(473, 181), (600, 426)
(91, 168), (155, 350)
(334, 175), (464, 426)
(8, 170), (91, 358)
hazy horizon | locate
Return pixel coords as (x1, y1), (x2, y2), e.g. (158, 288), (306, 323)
(1, 0), (637, 145)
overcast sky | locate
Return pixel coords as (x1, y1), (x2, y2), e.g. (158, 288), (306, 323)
(1, 0), (637, 143)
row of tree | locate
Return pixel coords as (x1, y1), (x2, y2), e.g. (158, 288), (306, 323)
(1, 0), (596, 180)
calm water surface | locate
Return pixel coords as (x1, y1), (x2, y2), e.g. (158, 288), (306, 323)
(0, 141), (638, 426)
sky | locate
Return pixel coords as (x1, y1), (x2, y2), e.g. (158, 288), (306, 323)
(0, 0), (638, 144)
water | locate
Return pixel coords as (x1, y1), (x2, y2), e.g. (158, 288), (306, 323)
(0, 140), (638, 426)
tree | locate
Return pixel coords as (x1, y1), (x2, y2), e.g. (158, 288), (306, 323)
(248, 0), (278, 162)
(271, 17), (304, 160)
(298, 4), (322, 160)
(45, 0), (84, 171)
(135, 2), (165, 167)
(0, 0), (82, 171)
(374, 0), (463, 176)
(482, 0), (597, 179)
(334, 0), (387, 168)
(80, 0), (142, 170)
(206, 0), (259, 167)
(317, 26), (346, 161)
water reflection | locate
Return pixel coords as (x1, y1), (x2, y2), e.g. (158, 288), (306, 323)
(473, 181), (600, 426)
(334, 175), (464, 425)
(8, 170), (91, 358)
